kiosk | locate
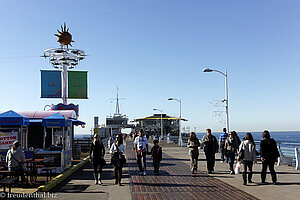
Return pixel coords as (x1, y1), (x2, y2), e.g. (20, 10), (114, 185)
(0, 110), (29, 161)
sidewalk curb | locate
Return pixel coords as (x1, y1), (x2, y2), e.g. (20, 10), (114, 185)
(38, 156), (89, 192)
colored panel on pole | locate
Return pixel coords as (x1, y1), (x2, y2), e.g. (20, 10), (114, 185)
(41, 70), (62, 98)
(68, 71), (88, 99)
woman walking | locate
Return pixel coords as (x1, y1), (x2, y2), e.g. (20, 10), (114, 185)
(224, 132), (239, 174)
(260, 130), (279, 184)
(238, 133), (256, 185)
(187, 132), (200, 174)
(110, 134), (126, 186)
(89, 134), (105, 185)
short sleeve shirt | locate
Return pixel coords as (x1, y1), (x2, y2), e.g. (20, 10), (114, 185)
(134, 136), (149, 151)
(219, 132), (228, 143)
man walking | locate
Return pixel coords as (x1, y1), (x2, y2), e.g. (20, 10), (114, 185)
(201, 129), (219, 173)
(219, 128), (228, 163)
(134, 129), (149, 175)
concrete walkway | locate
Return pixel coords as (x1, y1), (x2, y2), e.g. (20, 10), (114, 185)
(41, 148), (132, 200)
(162, 143), (300, 200)
(37, 140), (300, 200)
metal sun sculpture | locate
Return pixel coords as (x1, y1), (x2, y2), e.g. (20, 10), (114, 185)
(43, 23), (86, 69)
(55, 23), (74, 47)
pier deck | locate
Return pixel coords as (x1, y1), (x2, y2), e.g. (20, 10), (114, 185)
(41, 139), (300, 200)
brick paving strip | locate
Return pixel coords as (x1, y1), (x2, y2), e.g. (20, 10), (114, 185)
(126, 141), (258, 200)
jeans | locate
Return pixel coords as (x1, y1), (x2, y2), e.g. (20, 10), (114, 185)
(137, 151), (147, 172)
(242, 160), (253, 183)
(153, 160), (160, 174)
(205, 153), (215, 172)
(9, 166), (25, 184)
(261, 161), (277, 183)
(93, 160), (103, 181)
(227, 152), (235, 172)
(190, 155), (198, 173)
(219, 142), (227, 162)
(114, 165), (123, 183)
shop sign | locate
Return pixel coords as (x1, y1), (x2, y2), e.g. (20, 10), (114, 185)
(0, 131), (18, 149)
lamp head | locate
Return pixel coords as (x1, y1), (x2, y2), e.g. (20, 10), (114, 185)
(168, 98), (174, 101)
(203, 68), (213, 72)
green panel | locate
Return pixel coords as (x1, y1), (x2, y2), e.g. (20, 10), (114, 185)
(68, 71), (88, 99)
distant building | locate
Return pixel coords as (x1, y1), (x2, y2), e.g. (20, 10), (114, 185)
(133, 114), (187, 136)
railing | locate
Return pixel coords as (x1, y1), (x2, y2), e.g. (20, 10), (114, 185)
(254, 141), (300, 169)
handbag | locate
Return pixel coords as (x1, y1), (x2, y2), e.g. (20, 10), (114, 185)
(234, 162), (241, 174)
(101, 158), (106, 166)
(238, 141), (245, 160)
(121, 154), (126, 164)
(238, 149), (244, 160)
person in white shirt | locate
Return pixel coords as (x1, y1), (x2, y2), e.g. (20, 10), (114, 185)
(134, 129), (149, 175)
(110, 134), (126, 185)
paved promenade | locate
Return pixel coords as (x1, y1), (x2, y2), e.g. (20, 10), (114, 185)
(162, 143), (300, 200)
(40, 139), (300, 200)
(126, 141), (257, 200)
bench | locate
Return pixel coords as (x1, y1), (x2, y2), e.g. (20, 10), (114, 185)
(0, 177), (18, 193)
(277, 146), (293, 166)
(295, 148), (300, 170)
(42, 167), (56, 182)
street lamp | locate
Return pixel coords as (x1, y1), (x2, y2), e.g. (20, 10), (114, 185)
(203, 68), (230, 133)
(168, 98), (182, 146)
(153, 109), (163, 138)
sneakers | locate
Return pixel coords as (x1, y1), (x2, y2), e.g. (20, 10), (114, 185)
(220, 161), (224, 163)
(230, 171), (235, 175)
(143, 171), (147, 176)
(94, 180), (99, 185)
(139, 171), (143, 175)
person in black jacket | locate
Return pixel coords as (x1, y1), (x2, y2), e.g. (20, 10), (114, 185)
(200, 129), (219, 174)
(149, 137), (162, 176)
(89, 134), (105, 185)
(260, 130), (279, 184)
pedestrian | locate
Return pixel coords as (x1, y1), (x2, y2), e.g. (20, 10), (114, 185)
(134, 129), (149, 176)
(260, 130), (280, 185)
(238, 133), (256, 185)
(110, 134), (126, 186)
(219, 128), (228, 163)
(187, 132), (200, 174)
(149, 137), (162, 175)
(224, 131), (239, 174)
(89, 134), (105, 185)
(200, 129), (219, 174)
(6, 141), (25, 185)
(232, 131), (241, 147)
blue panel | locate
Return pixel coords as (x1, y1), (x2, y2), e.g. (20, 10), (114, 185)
(41, 70), (62, 98)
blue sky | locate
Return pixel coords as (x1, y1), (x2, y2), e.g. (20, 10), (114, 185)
(0, 0), (300, 134)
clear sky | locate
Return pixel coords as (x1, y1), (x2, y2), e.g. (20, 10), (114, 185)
(0, 0), (300, 134)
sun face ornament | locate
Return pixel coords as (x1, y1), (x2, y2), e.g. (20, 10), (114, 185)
(54, 23), (74, 47)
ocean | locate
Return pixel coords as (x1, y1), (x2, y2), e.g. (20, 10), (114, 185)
(196, 131), (300, 159)
(75, 131), (300, 158)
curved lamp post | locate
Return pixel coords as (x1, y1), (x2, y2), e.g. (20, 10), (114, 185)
(168, 98), (182, 146)
(203, 68), (229, 133)
(153, 108), (163, 137)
